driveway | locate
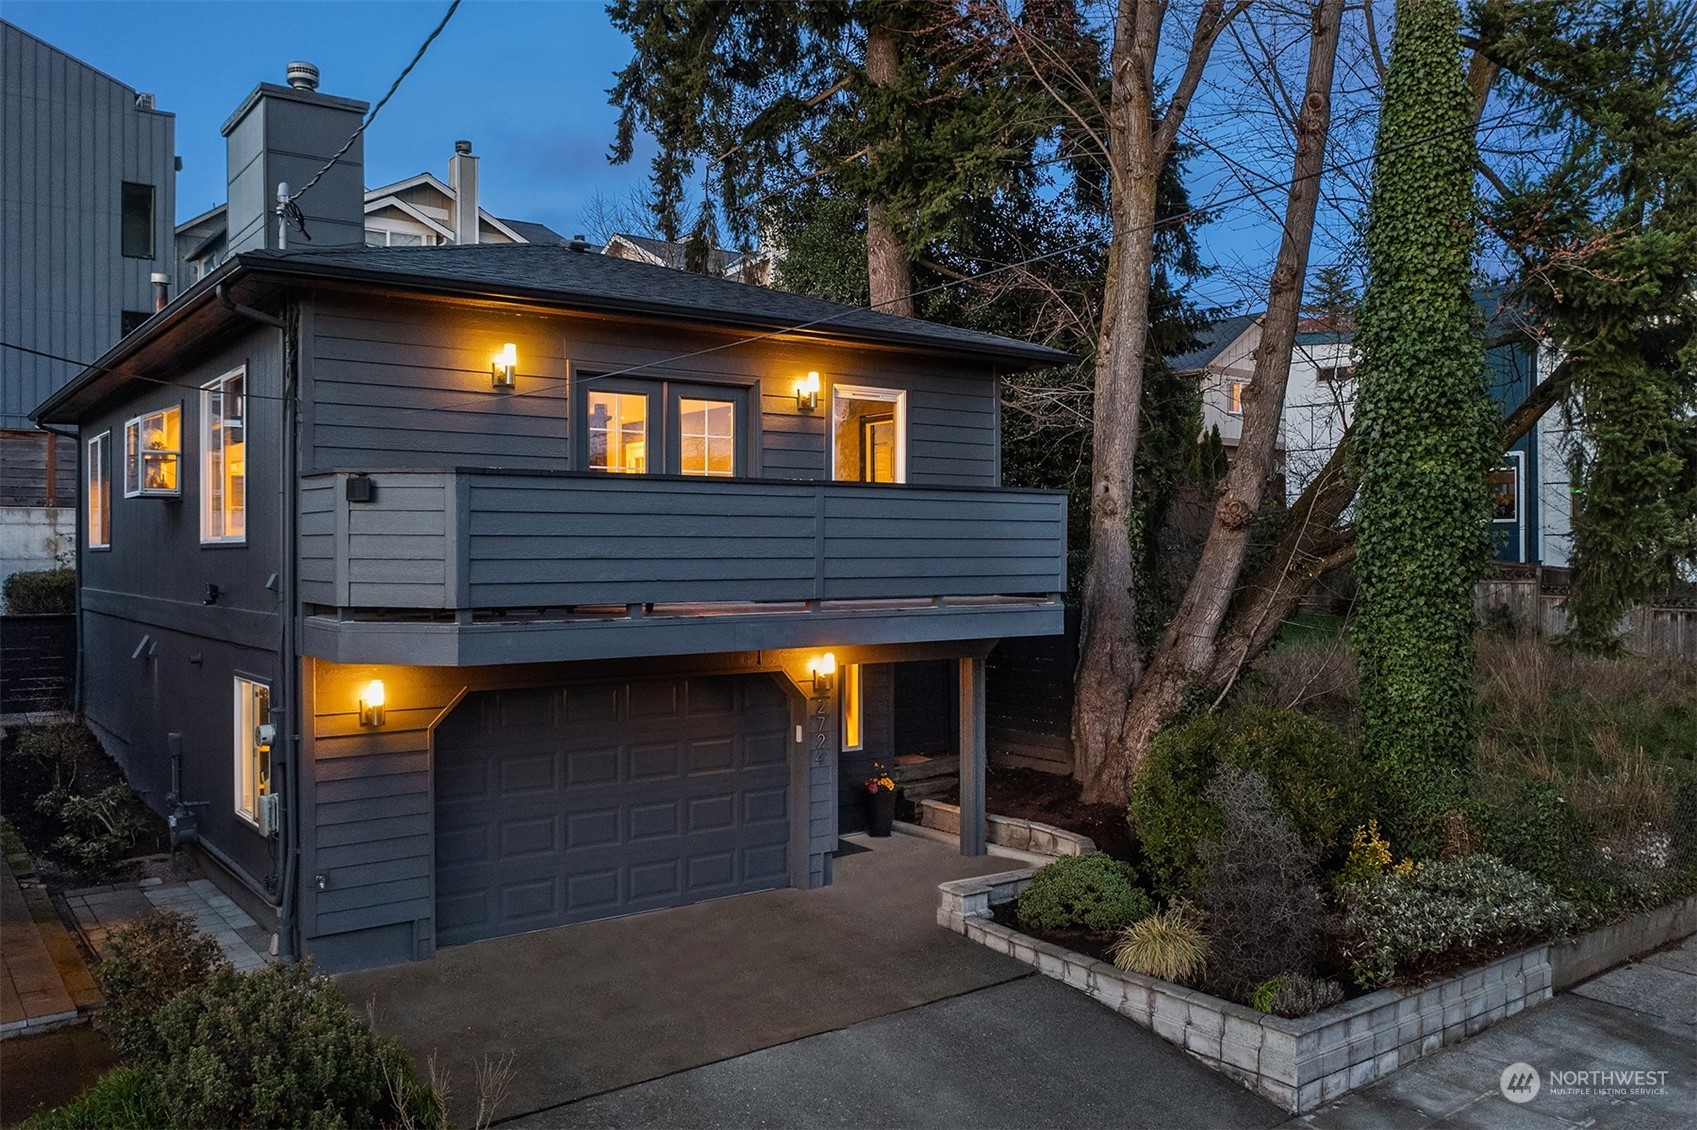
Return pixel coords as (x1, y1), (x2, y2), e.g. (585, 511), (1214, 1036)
(511, 975), (1286, 1129)
(340, 833), (1028, 1125)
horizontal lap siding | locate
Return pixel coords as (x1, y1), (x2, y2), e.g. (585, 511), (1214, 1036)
(343, 475), (452, 608)
(821, 489), (1065, 597)
(299, 477), (337, 605)
(465, 477), (818, 606)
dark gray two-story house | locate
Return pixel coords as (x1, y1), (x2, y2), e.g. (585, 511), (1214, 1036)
(33, 72), (1068, 972)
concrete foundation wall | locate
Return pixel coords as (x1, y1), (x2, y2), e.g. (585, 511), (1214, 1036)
(0, 506), (73, 587)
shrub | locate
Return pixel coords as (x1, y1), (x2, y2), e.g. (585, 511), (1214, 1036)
(1339, 854), (1577, 988)
(1673, 766), (1697, 867)
(1015, 852), (1153, 934)
(1249, 974), (1345, 1019)
(20, 1067), (169, 1130)
(13, 723), (101, 793)
(1109, 905), (1208, 983)
(1130, 707), (1370, 895)
(45, 784), (147, 874)
(143, 961), (440, 1130)
(95, 911), (226, 1059)
(1336, 820), (1417, 887)
(3, 567), (75, 614)
(1193, 767), (1327, 1001)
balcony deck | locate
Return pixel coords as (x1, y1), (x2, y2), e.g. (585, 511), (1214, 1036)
(298, 470), (1066, 665)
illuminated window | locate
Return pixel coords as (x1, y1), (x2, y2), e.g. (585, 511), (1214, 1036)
(234, 677), (271, 826)
(678, 398), (735, 477)
(587, 391), (649, 473)
(1228, 382), (1246, 414)
(1488, 456), (1521, 523)
(124, 406), (181, 496)
(201, 369), (246, 542)
(87, 433), (111, 548)
(832, 386), (905, 483)
(841, 663), (863, 751)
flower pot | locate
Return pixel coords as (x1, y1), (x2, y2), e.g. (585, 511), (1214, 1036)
(867, 788), (896, 837)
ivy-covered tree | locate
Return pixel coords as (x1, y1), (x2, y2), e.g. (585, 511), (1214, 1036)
(1351, 0), (1499, 821)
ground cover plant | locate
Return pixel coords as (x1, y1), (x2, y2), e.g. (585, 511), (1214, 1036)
(0, 723), (165, 883)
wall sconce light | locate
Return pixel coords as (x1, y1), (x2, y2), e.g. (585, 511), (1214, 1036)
(359, 679), (386, 727)
(808, 652), (837, 694)
(795, 371), (821, 411)
(492, 343), (517, 388)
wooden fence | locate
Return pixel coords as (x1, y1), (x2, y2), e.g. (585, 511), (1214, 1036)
(1474, 565), (1697, 663)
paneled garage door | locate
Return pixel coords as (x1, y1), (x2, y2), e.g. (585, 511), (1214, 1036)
(434, 675), (792, 947)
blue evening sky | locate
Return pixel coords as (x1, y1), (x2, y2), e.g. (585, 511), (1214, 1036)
(5, 0), (1321, 312)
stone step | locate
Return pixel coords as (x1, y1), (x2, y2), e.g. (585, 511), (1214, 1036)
(898, 778), (955, 802)
(889, 755), (959, 784)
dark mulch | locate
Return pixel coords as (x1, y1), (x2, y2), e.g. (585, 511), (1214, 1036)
(944, 765), (1141, 864)
(988, 900), (1120, 964)
(0, 723), (170, 888)
(0, 1025), (119, 1128)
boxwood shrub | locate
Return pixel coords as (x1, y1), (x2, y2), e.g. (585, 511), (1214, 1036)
(3, 568), (75, 614)
(1015, 851), (1154, 933)
(1129, 706), (1371, 896)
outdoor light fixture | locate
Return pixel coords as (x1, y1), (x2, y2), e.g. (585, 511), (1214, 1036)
(359, 680), (386, 727)
(492, 343), (517, 388)
(795, 370), (821, 411)
(809, 652), (837, 694)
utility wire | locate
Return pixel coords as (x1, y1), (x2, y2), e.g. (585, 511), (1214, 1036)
(284, 0), (461, 219)
(5, 107), (1524, 422)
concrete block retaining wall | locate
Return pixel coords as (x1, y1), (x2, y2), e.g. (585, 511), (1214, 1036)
(940, 870), (1696, 1113)
(911, 800), (1096, 857)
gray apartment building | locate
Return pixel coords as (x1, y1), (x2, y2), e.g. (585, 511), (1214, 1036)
(1, 20), (177, 582)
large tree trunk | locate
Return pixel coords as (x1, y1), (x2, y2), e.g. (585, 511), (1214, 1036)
(1073, 0), (1243, 804)
(863, 23), (915, 317)
(1108, 0), (1347, 787)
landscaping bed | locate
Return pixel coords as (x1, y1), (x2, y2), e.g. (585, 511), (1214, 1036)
(941, 764), (1139, 862)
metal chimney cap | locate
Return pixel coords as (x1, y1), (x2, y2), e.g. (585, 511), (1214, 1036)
(454, 139), (473, 156)
(285, 61), (321, 91)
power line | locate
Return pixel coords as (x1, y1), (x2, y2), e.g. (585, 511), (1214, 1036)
(4, 107), (1523, 425)
(285, 0), (461, 224)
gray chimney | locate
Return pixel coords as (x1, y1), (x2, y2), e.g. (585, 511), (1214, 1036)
(448, 140), (479, 244)
(222, 63), (369, 254)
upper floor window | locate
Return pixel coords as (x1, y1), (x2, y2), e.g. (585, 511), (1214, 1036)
(201, 369), (247, 543)
(1489, 455), (1522, 523)
(832, 385), (906, 483)
(365, 228), (436, 247)
(87, 433), (111, 548)
(1228, 381), (1247, 414)
(121, 183), (155, 258)
(1316, 365), (1355, 383)
(578, 376), (748, 477)
(124, 406), (180, 497)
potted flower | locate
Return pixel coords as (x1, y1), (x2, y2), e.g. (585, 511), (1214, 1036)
(865, 763), (897, 837)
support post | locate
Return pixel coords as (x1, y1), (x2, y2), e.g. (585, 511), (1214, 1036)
(957, 654), (987, 856)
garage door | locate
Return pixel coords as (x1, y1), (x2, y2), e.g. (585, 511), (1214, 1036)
(434, 674), (792, 947)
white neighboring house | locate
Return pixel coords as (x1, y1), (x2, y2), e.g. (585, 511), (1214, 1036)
(1174, 312), (1571, 567)
(602, 232), (777, 287)
(175, 140), (565, 285)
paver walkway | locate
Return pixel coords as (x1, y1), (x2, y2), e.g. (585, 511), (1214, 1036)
(66, 877), (271, 971)
(1289, 934), (1697, 1128)
(1, 831), (99, 1040)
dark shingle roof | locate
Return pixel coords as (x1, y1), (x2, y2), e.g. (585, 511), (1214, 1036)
(498, 218), (569, 246)
(1167, 314), (1258, 372)
(241, 242), (1071, 367)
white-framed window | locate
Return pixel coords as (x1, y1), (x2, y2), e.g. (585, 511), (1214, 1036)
(841, 663), (864, 751)
(201, 368), (247, 543)
(124, 406), (181, 496)
(87, 432), (111, 548)
(234, 677), (272, 827)
(831, 385), (907, 483)
(1489, 453), (1523, 524)
(1316, 365), (1355, 383)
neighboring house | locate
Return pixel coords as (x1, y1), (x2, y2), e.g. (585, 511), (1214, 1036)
(32, 69), (1068, 972)
(175, 84), (567, 287)
(603, 232), (778, 287)
(1, 20), (176, 582)
(1178, 308), (1561, 566)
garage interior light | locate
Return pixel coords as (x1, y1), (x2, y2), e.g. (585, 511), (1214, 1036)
(809, 652), (836, 694)
(359, 680), (386, 727)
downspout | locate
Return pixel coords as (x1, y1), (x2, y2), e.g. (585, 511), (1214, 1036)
(218, 284), (300, 962)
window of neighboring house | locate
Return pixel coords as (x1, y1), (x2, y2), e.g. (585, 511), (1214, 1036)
(201, 369), (247, 543)
(121, 183), (154, 258)
(1316, 365), (1355, 383)
(124, 406), (181, 496)
(87, 432), (111, 548)
(841, 663), (864, 751)
(1228, 381), (1247, 414)
(364, 228), (434, 247)
(120, 310), (151, 336)
(1488, 454), (1522, 523)
(233, 677), (272, 827)
(831, 386), (906, 483)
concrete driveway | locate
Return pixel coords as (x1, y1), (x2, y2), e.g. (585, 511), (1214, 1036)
(340, 834), (1027, 1125)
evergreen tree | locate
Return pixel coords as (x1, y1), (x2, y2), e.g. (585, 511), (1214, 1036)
(1352, 0), (1499, 823)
